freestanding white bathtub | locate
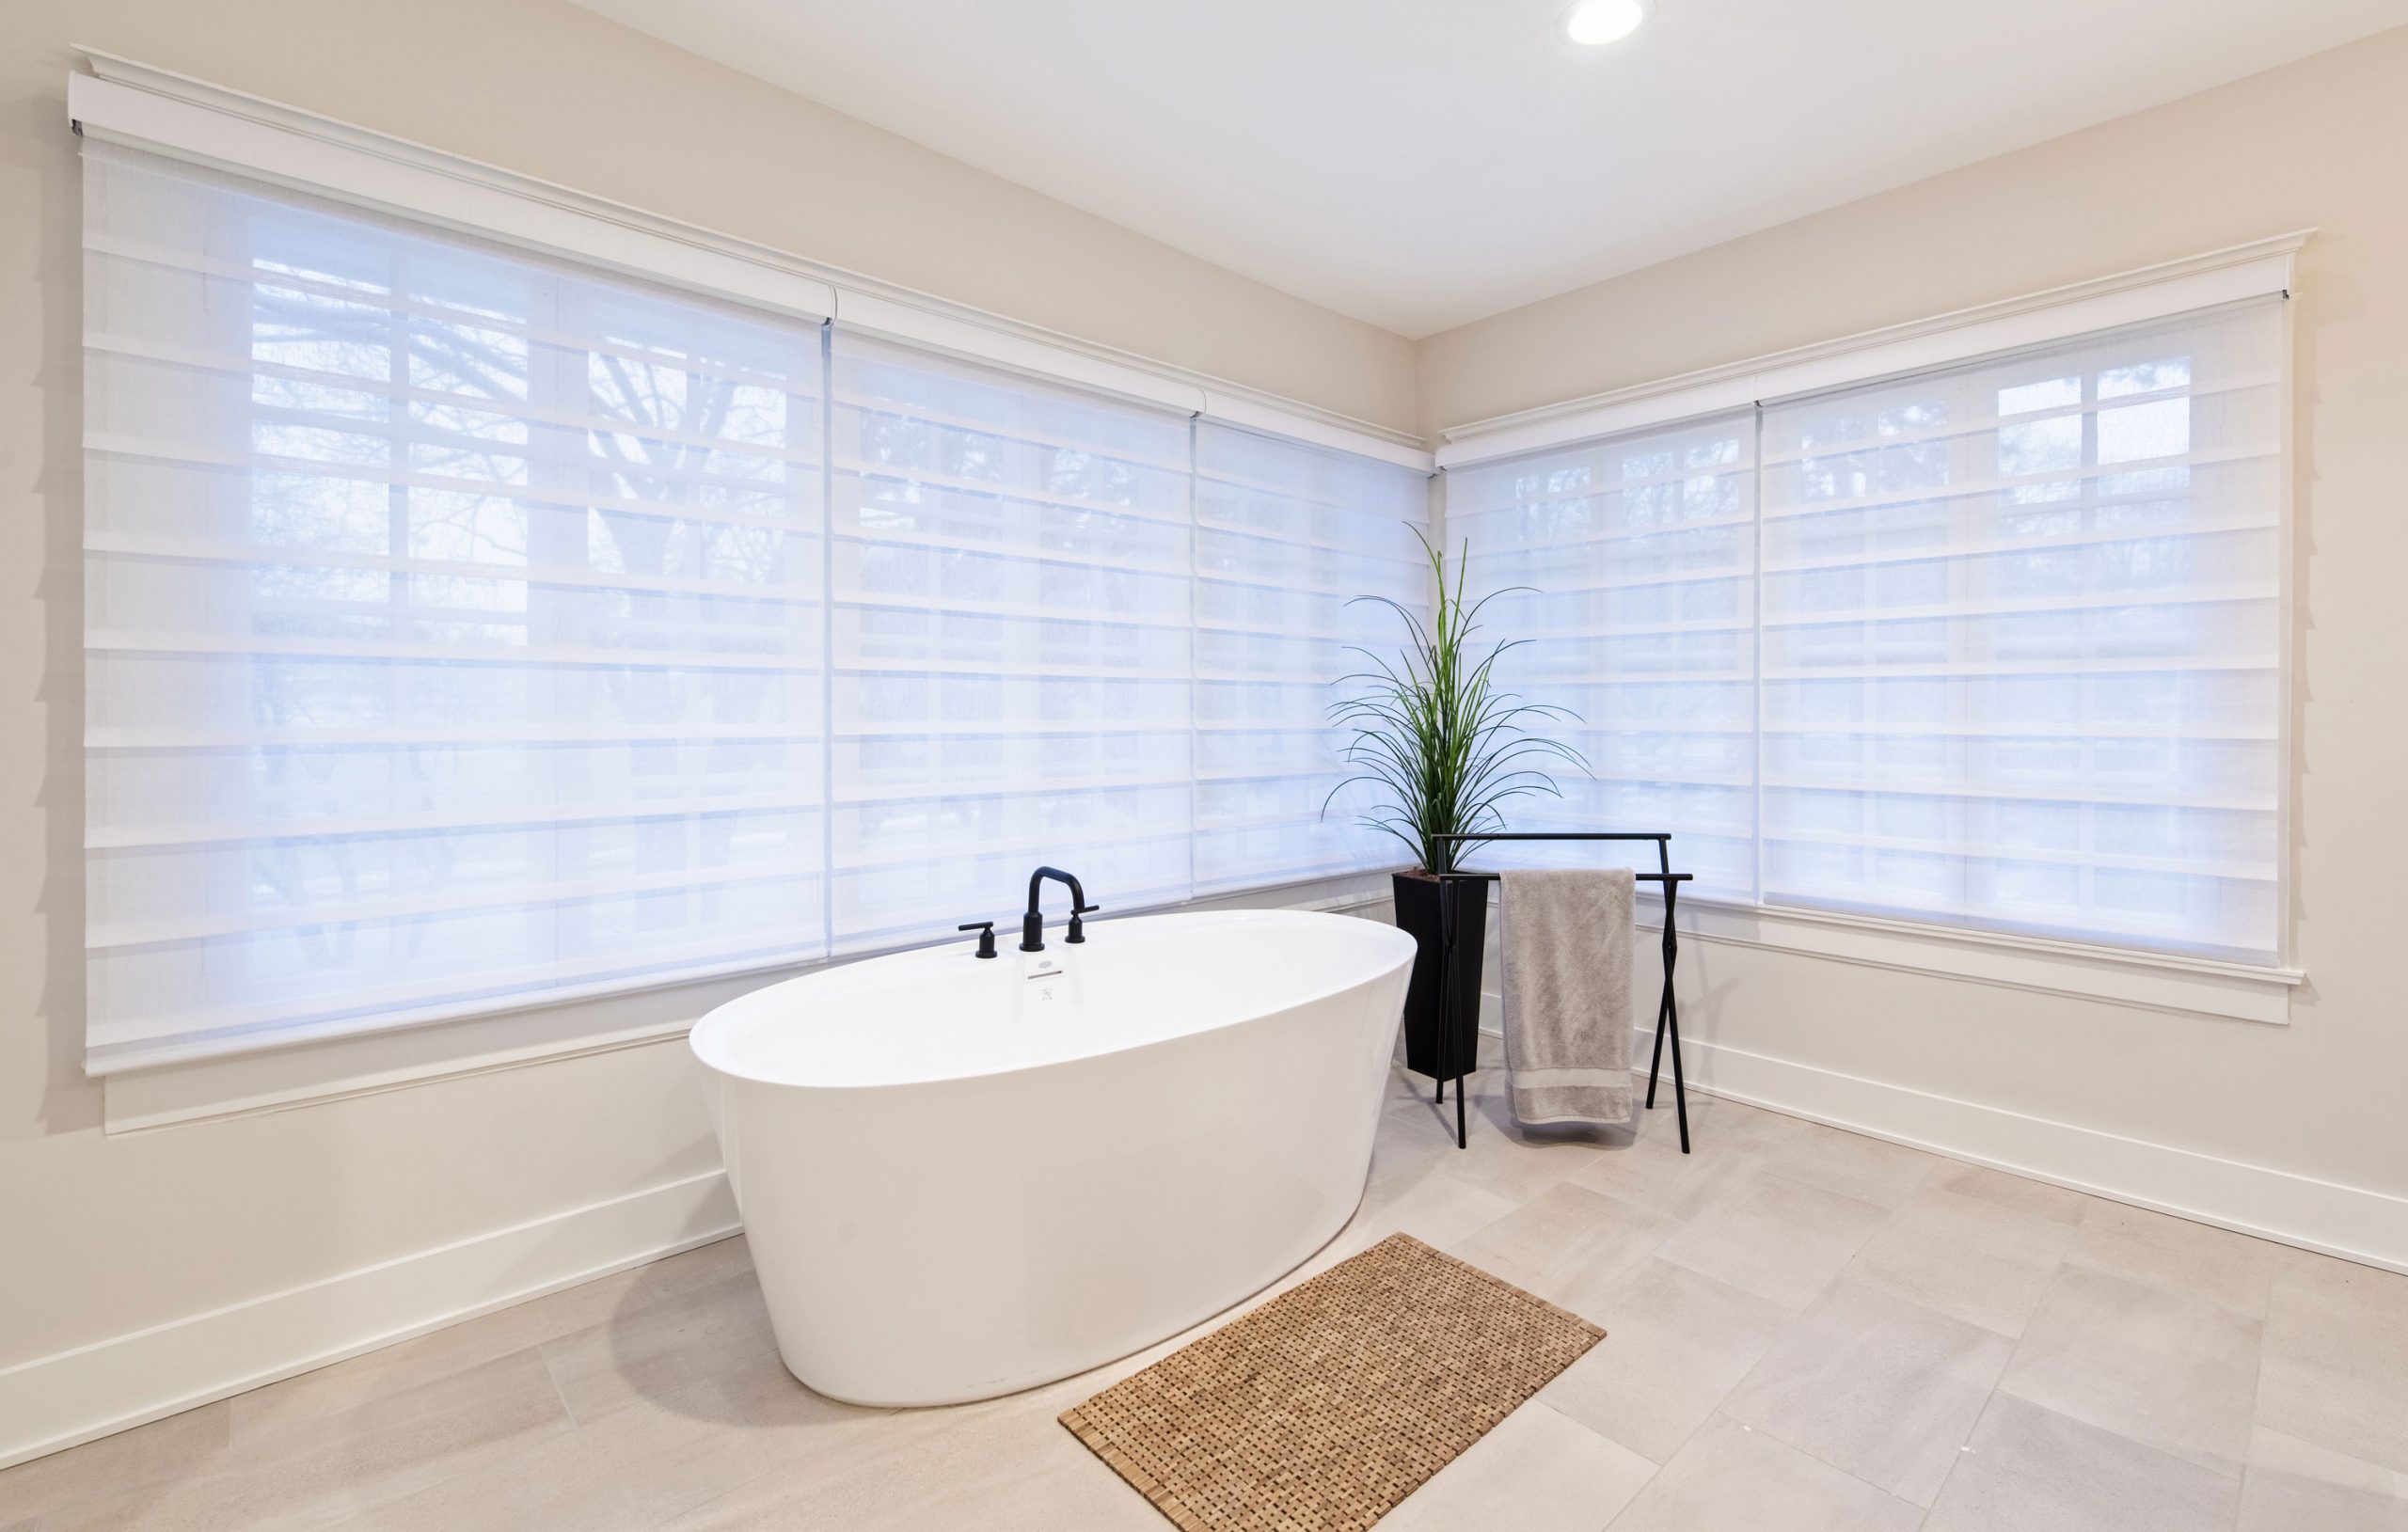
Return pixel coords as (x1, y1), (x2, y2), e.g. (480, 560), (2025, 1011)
(689, 908), (1417, 1406)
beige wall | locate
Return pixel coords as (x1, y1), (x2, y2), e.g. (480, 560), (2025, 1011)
(8, 0), (2405, 1414)
(1420, 25), (2408, 1207)
(0, 0), (1416, 1373)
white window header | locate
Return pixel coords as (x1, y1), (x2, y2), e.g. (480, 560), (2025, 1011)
(67, 68), (843, 326)
(832, 291), (1205, 418)
(1434, 233), (2307, 470)
(65, 51), (1433, 476)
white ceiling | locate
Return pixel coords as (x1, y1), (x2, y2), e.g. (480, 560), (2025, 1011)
(571, 0), (2408, 338)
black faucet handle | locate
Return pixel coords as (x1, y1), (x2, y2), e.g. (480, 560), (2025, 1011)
(1065, 903), (1101, 944)
(957, 921), (998, 959)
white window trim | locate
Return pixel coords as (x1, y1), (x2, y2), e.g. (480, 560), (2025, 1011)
(1638, 893), (2302, 1027)
(102, 869), (1403, 1131)
(1440, 276), (2305, 1012)
(64, 51), (1434, 474)
(1472, 892), (2299, 1033)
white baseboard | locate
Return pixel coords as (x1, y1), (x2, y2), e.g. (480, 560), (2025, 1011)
(24, 1002), (2408, 1476)
(0, 1169), (739, 1473)
(1474, 992), (2408, 1277)
(1667, 1030), (2408, 1276)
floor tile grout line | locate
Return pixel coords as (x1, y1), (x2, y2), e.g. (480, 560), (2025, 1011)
(1719, 1305), (2012, 1513)
(1524, 1398), (1668, 1529)
(2230, 1262), (2273, 1531)
(1916, 1384), (2007, 1524)
(1765, 1403), (1945, 1511)
(1599, 1408), (1930, 1531)
(541, 1343), (580, 1429)
(2057, 1242), (2280, 1328)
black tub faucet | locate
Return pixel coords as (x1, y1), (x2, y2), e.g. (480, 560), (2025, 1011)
(1021, 866), (1100, 952)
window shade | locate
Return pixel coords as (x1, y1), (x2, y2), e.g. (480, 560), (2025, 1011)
(83, 146), (830, 1067)
(826, 335), (1196, 953)
(1759, 302), (2284, 961)
(79, 149), (1438, 1071)
(1445, 413), (1759, 896)
(1444, 299), (2286, 966)
(1193, 423), (1432, 892)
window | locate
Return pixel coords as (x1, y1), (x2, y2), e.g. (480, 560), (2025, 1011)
(1760, 305), (2283, 961)
(1193, 422), (1431, 892)
(826, 335), (1196, 953)
(83, 146), (828, 1068)
(81, 149), (1427, 1069)
(1448, 412), (1758, 898)
(1450, 301), (2286, 966)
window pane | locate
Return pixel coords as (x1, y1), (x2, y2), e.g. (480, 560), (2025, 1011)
(82, 145), (827, 1065)
(824, 335), (1196, 954)
(1757, 303), (2283, 960)
(1441, 413), (1759, 896)
(1194, 422), (1433, 891)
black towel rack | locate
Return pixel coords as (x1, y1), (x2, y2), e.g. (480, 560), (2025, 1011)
(1424, 832), (1694, 1154)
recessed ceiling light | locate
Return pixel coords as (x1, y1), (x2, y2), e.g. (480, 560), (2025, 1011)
(1565, 0), (1645, 46)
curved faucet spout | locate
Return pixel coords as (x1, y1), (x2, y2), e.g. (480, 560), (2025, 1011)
(1026, 865), (1085, 913)
(1021, 866), (1089, 953)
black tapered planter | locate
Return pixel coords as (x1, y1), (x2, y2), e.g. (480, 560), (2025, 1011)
(1392, 871), (1488, 1081)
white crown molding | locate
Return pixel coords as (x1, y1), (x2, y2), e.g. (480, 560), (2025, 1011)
(1198, 390), (1436, 474)
(68, 49), (1429, 468)
(1434, 229), (2312, 467)
(69, 56), (838, 324)
(832, 290), (1206, 417)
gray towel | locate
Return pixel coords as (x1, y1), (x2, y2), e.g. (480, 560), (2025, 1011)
(1500, 868), (1636, 1128)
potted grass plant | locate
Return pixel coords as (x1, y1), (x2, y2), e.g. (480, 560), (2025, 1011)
(1326, 531), (1585, 1082)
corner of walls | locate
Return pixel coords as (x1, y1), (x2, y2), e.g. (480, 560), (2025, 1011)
(1423, 22), (2408, 1278)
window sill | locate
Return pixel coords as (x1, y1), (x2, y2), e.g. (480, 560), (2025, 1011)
(99, 870), (1402, 1133)
(1640, 894), (2300, 1025)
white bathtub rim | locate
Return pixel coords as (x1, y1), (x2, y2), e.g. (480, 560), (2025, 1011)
(690, 908), (1415, 1090)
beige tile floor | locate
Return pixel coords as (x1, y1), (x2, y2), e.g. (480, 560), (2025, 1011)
(8, 1049), (2408, 1531)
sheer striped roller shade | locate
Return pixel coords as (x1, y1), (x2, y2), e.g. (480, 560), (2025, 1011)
(82, 146), (828, 1067)
(827, 334), (1196, 954)
(1759, 301), (2285, 961)
(1444, 413), (1759, 896)
(1193, 422), (1433, 892)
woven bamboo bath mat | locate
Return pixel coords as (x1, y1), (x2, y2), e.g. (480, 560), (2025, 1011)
(1059, 1232), (1606, 1531)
